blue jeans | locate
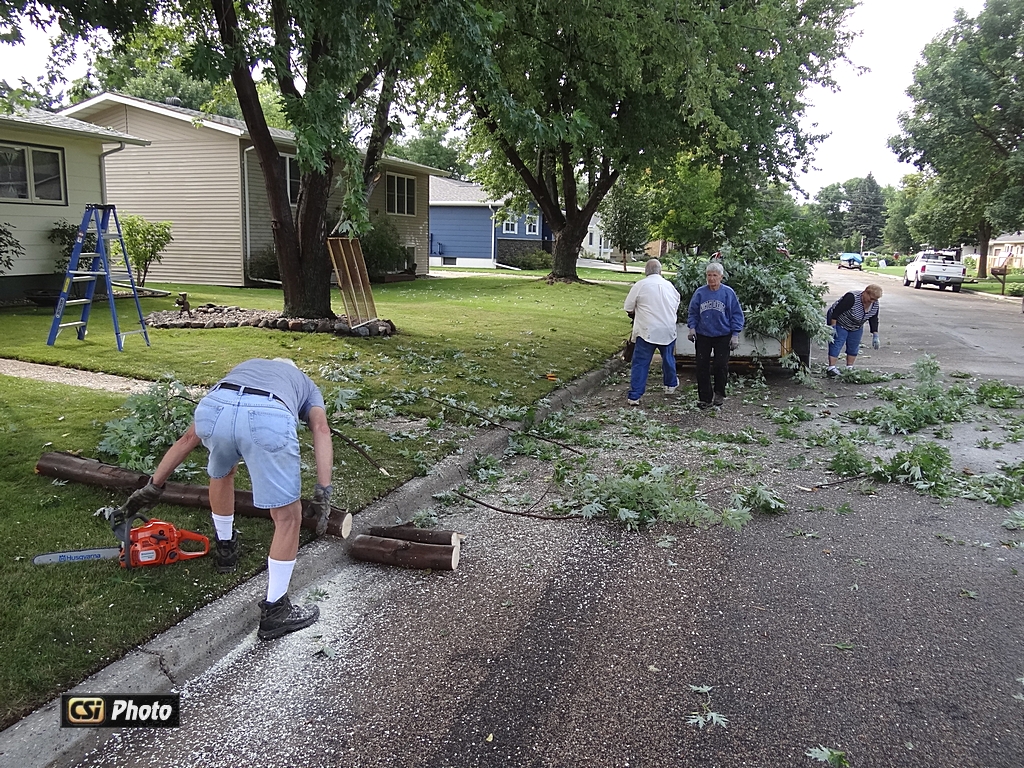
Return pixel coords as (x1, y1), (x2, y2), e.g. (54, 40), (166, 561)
(628, 337), (678, 400)
(194, 389), (301, 509)
(828, 325), (864, 359)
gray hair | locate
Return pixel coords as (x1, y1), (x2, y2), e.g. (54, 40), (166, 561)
(645, 258), (662, 276)
(705, 262), (725, 277)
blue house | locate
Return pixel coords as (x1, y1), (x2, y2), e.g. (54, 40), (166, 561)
(429, 177), (551, 268)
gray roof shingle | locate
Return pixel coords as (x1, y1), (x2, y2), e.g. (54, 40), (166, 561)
(0, 107), (148, 144)
(429, 176), (498, 205)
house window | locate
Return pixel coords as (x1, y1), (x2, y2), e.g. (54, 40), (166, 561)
(279, 156), (301, 205)
(442, 256), (457, 266)
(588, 232), (594, 246)
(0, 143), (65, 204)
(526, 214), (539, 235)
(386, 173), (416, 216)
(503, 219), (518, 234)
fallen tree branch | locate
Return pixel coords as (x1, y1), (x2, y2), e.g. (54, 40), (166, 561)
(812, 474), (869, 489)
(418, 393), (583, 455)
(454, 489), (580, 521)
(329, 426), (391, 476)
(35, 452), (352, 538)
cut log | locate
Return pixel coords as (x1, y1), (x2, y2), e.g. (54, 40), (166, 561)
(347, 534), (460, 571)
(366, 525), (461, 546)
(34, 452), (352, 538)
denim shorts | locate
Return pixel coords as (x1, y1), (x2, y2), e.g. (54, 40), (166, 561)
(193, 389), (301, 509)
(828, 325), (864, 358)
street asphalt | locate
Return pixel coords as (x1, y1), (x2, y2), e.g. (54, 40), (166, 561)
(1, 262), (1022, 768)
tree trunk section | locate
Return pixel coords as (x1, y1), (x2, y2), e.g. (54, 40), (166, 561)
(34, 453), (352, 538)
(366, 526), (461, 546)
(210, 0), (304, 310)
(977, 219), (991, 279)
(551, 220), (589, 280)
(347, 534), (460, 570)
(291, 162), (335, 318)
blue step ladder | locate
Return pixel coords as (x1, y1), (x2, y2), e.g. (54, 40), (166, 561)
(47, 204), (150, 352)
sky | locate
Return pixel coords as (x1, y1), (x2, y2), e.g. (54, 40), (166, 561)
(794, 0), (988, 199)
(0, 1), (991, 200)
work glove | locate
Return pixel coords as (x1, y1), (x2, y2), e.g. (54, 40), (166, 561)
(687, 328), (696, 342)
(124, 480), (164, 515)
(729, 335), (740, 351)
(872, 333), (880, 350)
(306, 483), (333, 536)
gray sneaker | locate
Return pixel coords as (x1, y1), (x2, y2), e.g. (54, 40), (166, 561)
(713, 394), (725, 407)
(214, 531), (240, 574)
(257, 594), (320, 641)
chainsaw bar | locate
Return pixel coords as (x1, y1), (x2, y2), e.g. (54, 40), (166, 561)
(33, 547), (122, 565)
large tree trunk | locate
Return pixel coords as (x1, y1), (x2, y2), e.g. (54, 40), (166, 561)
(212, 0), (336, 319)
(293, 162), (335, 318)
(977, 219), (991, 279)
(550, 218), (588, 280)
(211, 0), (304, 311)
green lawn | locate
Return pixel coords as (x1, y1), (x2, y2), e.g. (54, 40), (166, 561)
(432, 265), (651, 283)
(0, 275), (632, 729)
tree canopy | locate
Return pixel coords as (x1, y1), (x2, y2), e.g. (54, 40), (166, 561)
(890, 0), (1024, 276)
(445, 0), (856, 281)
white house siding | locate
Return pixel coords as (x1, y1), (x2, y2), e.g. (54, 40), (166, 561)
(0, 124), (104, 276)
(86, 105), (245, 286)
(368, 164), (430, 275)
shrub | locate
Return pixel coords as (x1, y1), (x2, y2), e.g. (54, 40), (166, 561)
(118, 214), (173, 286)
(1007, 283), (1024, 297)
(504, 249), (553, 270)
(360, 215), (410, 278)
(48, 219), (95, 275)
(248, 246), (281, 281)
(0, 221), (24, 275)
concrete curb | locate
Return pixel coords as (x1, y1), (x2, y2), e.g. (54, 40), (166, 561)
(0, 355), (625, 768)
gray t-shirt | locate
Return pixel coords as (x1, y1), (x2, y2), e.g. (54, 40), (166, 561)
(216, 359), (325, 423)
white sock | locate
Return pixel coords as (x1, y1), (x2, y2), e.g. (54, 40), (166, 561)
(266, 557), (295, 603)
(212, 513), (234, 542)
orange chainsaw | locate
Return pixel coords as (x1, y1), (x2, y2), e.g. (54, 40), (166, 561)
(33, 508), (209, 567)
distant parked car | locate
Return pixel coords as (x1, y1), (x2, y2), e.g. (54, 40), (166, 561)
(837, 252), (863, 270)
(902, 250), (967, 291)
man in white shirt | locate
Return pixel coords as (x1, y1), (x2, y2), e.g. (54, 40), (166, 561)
(622, 259), (681, 405)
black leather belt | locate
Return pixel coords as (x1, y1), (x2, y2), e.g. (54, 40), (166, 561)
(215, 382), (284, 403)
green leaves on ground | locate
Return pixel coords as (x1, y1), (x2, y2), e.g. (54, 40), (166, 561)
(871, 442), (952, 496)
(829, 440), (872, 477)
(569, 464), (717, 532)
(686, 684), (729, 730)
(97, 380), (202, 478)
(806, 745), (850, 767)
(733, 482), (787, 515)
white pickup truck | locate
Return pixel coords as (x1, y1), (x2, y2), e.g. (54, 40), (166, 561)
(903, 250), (967, 292)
